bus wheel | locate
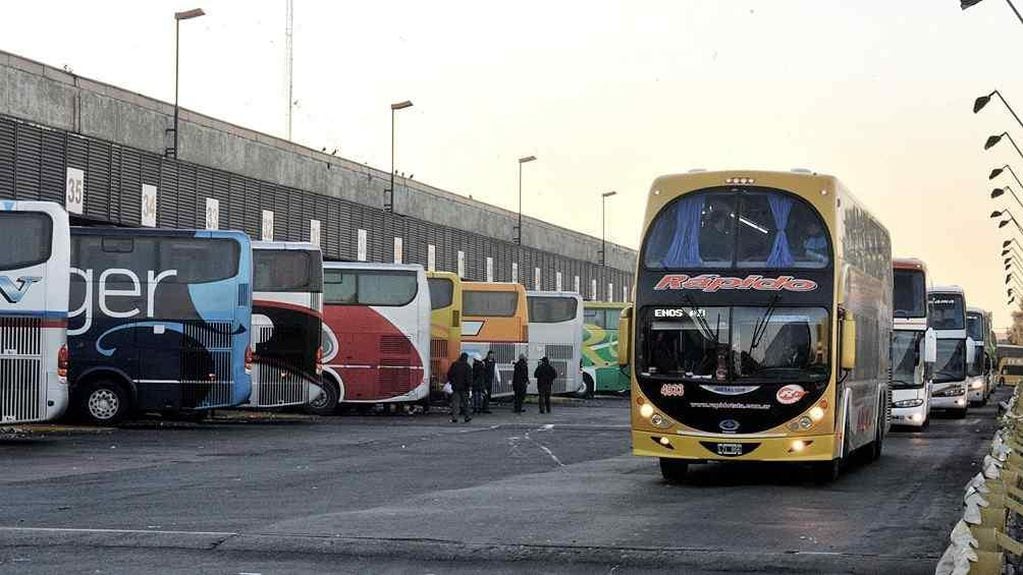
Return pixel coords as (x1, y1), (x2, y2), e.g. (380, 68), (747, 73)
(81, 380), (129, 425)
(306, 378), (340, 416)
(953, 407), (968, 419)
(659, 458), (688, 483)
(811, 459), (841, 484)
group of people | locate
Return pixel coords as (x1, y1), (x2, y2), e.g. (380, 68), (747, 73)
(445, 351), (558, 423)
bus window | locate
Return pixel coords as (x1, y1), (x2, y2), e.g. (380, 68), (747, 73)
(933, 339), (966, 383)
(464, 291), (518, 317)
(0, 212), (52, 270)
(605, 310), (621, 331)
(528, 296), (578, 324)
(640, 307), (727, 378)
(928, 295), (965, 330)
(428, 277), (454, 310)
(324, 271), (358, 304)
(643, 193), (736, 269)
(736, 193), (829, 268)
(731, 307), (829, 382)
(324, 270), (418, 307)
(583, 308), (604, 328)
(161, 239), (239, 283)
(254, 250), (321, 292)
(893, 269), (926, 318)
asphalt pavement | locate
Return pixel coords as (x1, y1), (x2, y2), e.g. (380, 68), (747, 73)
(0, 391), (1005, 574)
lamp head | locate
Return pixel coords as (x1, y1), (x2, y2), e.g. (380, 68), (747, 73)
(1005, 240), (1014, 248)
(174, 8), (205, 20)
(1001, 219), (1012, 228)
(987, 134), (1004, 150)
(992, 210), (1005, 218)
(993, 188), (1007, 199)
(519, 155), (537, 164)
(974, 93), (992, 113)
(991, 167), (1005, 180)
(390, 100), (413, 110)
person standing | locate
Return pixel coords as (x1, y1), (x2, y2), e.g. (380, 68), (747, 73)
(446, 352), (472, 423)
(534, 356), (557, 414)
(512, 354), (529, 414)
(481, 350), (497, 414)
(471, 354), (486, 414)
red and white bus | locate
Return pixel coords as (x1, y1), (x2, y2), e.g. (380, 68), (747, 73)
(321, 262), (430, 409)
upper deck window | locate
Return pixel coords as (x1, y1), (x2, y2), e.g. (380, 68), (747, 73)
(528, 296), (578, 324)
(928, 293), (964, 331)
(463, 290), (519, 317)
(966, 312), (985, 342)
(0, 212), (52, 271)
(324, 269), (418, 307)
(254, 249), (323, 293)
(428, 277), (454, 310)
(643, 188), (829, 270)
(893, 269), (927, 318)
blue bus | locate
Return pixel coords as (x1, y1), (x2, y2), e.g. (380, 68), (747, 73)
(67, 228), (253, 424)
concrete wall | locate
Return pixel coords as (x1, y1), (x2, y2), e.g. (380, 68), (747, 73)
(0, 50), (636, 274)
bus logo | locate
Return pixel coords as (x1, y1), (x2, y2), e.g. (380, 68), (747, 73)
(653, 274), (818, 293)
(719, 419), (740, 433)
(0, 276), (41, 304)
(776, 384), (806, 405)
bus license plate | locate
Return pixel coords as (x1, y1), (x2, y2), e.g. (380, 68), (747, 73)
(717, 443), (743, 456)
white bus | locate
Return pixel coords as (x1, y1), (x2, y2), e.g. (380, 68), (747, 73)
(890, 258), (935, 428)
(966, 306), (992, 404)
(321, 262), (431, 410)
(526, 291), (585, 395)
(249, 242), (325, 411)
(928, 286), (972, 418)
(0, 200), (70, 424)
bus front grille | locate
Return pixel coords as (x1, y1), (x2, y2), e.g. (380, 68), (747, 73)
(180, 321), (234, 409)
(0, 317), (43, 423)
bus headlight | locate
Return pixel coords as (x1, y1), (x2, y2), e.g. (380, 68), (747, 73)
(798, 416), (813, 430)
(893, 398), (924, 408)
(808, 406), (825, 422)
(971, 381), (984, 390)
(639, 403), (654, 418)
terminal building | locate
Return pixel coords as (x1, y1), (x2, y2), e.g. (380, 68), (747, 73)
(0, 50), (635, 300)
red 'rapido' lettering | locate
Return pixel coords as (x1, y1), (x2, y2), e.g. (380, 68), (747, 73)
(653, 274), (818, 293)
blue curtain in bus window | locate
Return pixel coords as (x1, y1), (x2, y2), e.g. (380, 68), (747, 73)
(662, 196), (704, 268)
(766, 194), (794, 267)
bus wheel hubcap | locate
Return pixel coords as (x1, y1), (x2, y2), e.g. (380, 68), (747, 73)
(89, 390), (119, 420)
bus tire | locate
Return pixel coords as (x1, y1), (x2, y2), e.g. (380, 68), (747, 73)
(953, 407), (968, 419)
(80, 379), (130, 426)
(306, 377), (340, 416)
(812, 459), (841, 484)
(659, 458), (688, 483)
(868, 400), (885, 462)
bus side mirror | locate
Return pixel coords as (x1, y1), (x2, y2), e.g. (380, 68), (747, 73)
(618, 305), (633, 368)
(966, 337), (977, 368)
(841, 316), (857, 370)
(924, 328), (937, 364)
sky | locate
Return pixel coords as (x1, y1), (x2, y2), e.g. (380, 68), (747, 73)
(1, 0), (1021, 328)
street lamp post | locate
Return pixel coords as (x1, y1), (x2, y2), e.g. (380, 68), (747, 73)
(516, 155), (537, 245)
(388, 100), (413, 213)
(993, 186), (1023, 211)
(962, 1), (1023, 27)
(975, 90), (1023, 128)
(997, 208), (1023, 234)
(985, 132), (1023, 162)
(169, 8), (206, 159)
(600, 191), (617, 266)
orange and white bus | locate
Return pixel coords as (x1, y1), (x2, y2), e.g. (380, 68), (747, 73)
(461, 282), (529, 397)
(427, 271), (462, 401)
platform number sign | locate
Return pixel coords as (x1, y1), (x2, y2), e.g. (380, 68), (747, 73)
(624, 284), (630, 302)
(556, 272), (563, 292)
(574, 275), (581, 294)
(141, 184), (158, 227)
(534, 267), (541, 290)
(65, 167), (84, 215)
(457, 250), (465, 278)
(357, 229), (368, 261)
(428, 244), (436, 272)
(608, 283), (614, 302)
(512, 262), (519, 284)
(261, 210), (274, 241)
(205, 198), (220, 230)
(310, 219), (321, 247)
(486, 257), (494, 282)
(591, 279), (597, 301)
(394, 237), (403, 264)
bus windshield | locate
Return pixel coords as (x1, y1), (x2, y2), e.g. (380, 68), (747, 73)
(639, 306), (829, 383)
(890, 330), (923, 387)
(933, 339), (965, 383)
(966, 312), (985, 343)
(428, 277), (454, 310)
(254, 249), (322, 292)
(893, 269), (926, 319)
(643, 188), (829, 270)
(1002, 365), (1023, 376)
(0, 212), (53, 270)
(928, 294), (964, 330)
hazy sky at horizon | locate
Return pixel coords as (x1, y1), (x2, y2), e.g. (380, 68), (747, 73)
(2, 1), (1021, 327)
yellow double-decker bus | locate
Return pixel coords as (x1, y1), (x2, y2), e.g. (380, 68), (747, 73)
(621, 170), (891, 483)
(461, 282), (529, 397)
(427, 271), (463, 401)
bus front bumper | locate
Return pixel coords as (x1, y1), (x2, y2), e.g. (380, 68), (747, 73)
(891, 404), (927, 427)
(632, 430), (838, 462)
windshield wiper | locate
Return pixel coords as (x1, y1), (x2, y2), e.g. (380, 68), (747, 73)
(750, 294), (781, 352)
(681, 293), (719, 345)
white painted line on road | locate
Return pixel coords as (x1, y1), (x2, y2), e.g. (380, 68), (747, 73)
(0, 526), (237, 537)
(537, 444), (565, 467)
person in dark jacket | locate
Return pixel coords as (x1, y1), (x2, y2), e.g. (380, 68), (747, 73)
(481, 351), (497, 414)
(447, 352), (472, 423)
(534, 356), (558, 414)
(512, 354), (529, 414)
(471, 354), (486, 414)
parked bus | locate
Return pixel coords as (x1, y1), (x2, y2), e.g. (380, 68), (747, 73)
(250, 242), (326, 412)
(427, 271), (462, 402)
(461, 282), (528, 397)
(621, 170), (891, 483)
(966, 306), (992, 404)
(68, 228), (253, 424)
(582, 301), (631, 395)
(321, 262), (430, 409)
(0, 201), (70, 424)
(526, 291), (585, 396)
(889, 258), (935, 428)
(927, 286), (971, 418)
(999, 357), (1023, 386)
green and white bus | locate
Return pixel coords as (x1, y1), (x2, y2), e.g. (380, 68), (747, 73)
(581, 301), (630, 395)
